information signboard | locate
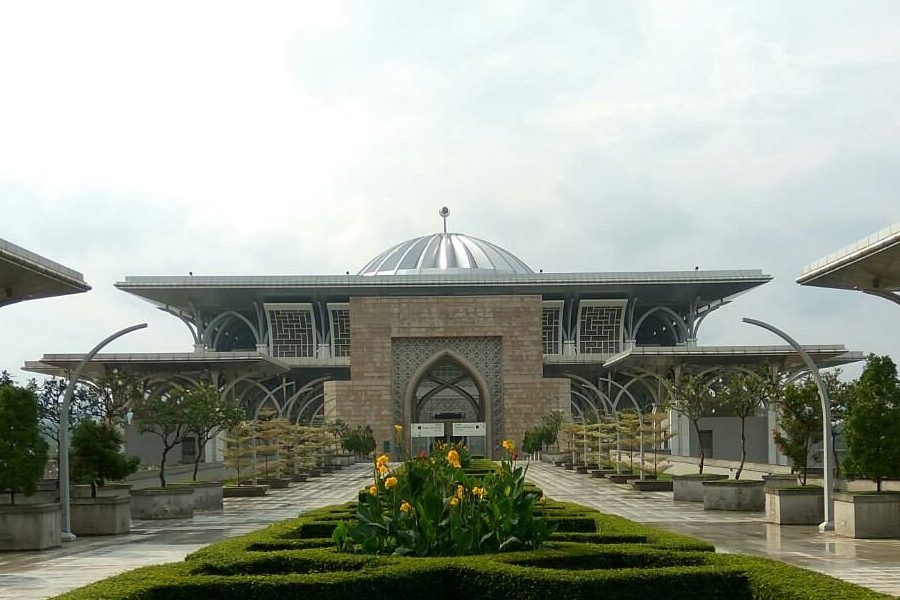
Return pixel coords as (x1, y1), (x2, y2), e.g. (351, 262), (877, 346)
(452, 422), (486, 436)
(411, 422), (445, 438)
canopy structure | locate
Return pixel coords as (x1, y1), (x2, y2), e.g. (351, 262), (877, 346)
(603, 344), (863, 371)
(24, 351), (290, 379)
(0, 237), (91, 307)
(797, 222), (900, 305)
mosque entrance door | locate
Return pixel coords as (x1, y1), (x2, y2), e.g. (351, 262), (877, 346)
(410, 358), (487, 456)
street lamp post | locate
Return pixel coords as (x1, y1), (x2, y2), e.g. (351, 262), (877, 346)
(59, 323), (147, 541)
(742, 318), (834, 532)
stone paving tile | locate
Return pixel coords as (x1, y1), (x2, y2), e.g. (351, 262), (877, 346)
(0, 465), (373, 600)
(526, 462), (900, 598)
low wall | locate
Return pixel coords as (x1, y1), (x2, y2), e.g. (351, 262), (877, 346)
(125, 462), (225, 490)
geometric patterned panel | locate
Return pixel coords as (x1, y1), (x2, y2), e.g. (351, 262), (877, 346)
(392, 337), (502, 453)
(269, 309), (315, 358)
(330, 308), (351, 358)
(541, 307), (561, 355)
(578, 305), (623, 355)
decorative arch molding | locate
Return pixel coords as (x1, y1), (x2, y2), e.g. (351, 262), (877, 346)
(392, 337), (502, 456)
(201, 311), (262, 349)
(631, 306), (688, 345)
(405, 349), (491, 427)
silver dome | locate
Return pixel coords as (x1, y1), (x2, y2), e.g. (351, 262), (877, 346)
(358, 233), (533, 276)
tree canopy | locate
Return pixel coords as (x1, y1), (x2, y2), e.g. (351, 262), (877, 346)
(0, 385), (49, 504)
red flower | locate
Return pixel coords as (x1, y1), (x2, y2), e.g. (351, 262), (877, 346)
(418, 451), (427, 460)
(514, 453), (519, 461)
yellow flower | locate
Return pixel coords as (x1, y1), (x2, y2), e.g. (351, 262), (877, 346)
(376, 454), (389, 467)
(385, 476), (398, 489)
(446, 449), (461, 468)
(394, 424), (403, 432)
(539, 494), (545, 503)
(400, 501), (411, 512)
(378, 465), (389, 476)
(456, 485), (464, 500)
(368, 485), (377, 496)
(449, 496), (459, 507)
(471, 486), (487, 500)
(502, 439), (515, 454)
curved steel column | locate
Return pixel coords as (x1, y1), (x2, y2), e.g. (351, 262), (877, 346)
(742, 318), (834, 532)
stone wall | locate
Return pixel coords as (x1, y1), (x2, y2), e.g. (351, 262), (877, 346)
(324, 295), (570, 458)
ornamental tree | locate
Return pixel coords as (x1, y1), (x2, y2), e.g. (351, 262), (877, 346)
(31, 377), (102, 455)
(719, 368), (780, 480)
(182, 383), (244, 481)
(772, 378), (822, 485)
(136, 391), (191, 487)
(0, 385), (49, 504)
(843, 355), (900, 492)
(70, 419), (140, 497)
(665, 371), (717, 474)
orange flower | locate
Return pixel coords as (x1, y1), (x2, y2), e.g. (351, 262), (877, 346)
(376, 454), (389, 467)
(378, 465), (389, 476)
(449, 496), (459, 507)
(385, 476), (398, 489)
(368, 485), (377, 496)
(446, 449), (461, 468)
(400, 501), (411, 512)
(456, 484), (464, 500)
(394, 424), (403, 433)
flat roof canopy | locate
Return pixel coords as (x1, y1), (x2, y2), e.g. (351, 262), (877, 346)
(24, 352), (290, 378)
(797, 222), (900, 291)
(1, 238), (91, 307)
(603, 345), (863, 371)
(116, 269), (771, 313)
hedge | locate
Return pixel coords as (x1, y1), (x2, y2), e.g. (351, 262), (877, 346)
(50, 498), (893, 600)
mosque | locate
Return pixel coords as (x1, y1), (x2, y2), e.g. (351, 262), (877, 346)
(26, 210), (859, 463)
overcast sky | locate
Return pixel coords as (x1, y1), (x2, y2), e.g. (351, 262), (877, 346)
(2, 1), (899, 383)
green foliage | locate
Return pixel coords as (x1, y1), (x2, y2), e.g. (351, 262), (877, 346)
(49, 499), (893, 600)
(136, 391), (191, 487)
(70, 420), (140, 497)
(773, 378), (822, 485)
(333, 443), (551, 556)
(665, 372), (717, 474)
(0, 385), (49, 504)
(843, 355), (900, 491)
(183, 383), (244, 481)
(343, 425), (376, 458)
(223, 421), (255, 485)
(718, 369), (780, 480)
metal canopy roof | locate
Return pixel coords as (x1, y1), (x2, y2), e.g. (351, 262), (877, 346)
(23, 352), (290, 378)
(1, 238), (91, 307)
(603, 345), (863, 371)
(115, 270), (771, 313)
(797, 222), (900, 291)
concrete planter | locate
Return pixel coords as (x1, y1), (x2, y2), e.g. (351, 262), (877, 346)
(591, 468), (616, 478)
(608, 474), (641, 484)
(632, 480), (673, 492)
(72, 483), (131, 499)
(762, 474), (798, 490)
(765, 486), (824, 525)
(71, 496), (131, 535)
(308, 468), (322, 478)
(563, 463), (575, 471)
(672, 474), (728, 502)
(256, 478), (291, 489)
(223, 485), (268, 498)
(130, 487), (194, 519)
(575, 465), (590, 474)
(170, 481), (224, 510)
(0, 503), (61, 550)
(835, 492), (900, 539)
(702, 479), (765, 511)
(292, 473), (309, 482)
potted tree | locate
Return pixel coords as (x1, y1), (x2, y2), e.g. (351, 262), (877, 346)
(633, 412), (674, 491)
(767, 378), (824, 524)
(666, 371), (728, 501)
(254, 409), (291, 488)
(222, 421), (268, 497)
(173, 383), (243, 510)
(69, 419), (139, 534)
(835, 355), (900, 538)
(608, 410), (644, 483)
(0, 383), (57, 550)
(131, 391), (195, 519)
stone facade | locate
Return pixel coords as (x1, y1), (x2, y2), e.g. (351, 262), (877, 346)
(324, 295), (570, 458)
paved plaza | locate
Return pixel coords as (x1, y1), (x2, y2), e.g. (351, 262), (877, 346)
(1, 462), (899, 599)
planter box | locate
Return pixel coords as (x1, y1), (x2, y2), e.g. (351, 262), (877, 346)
(633, 480), (673, 492)
(256, 478), (291, 489)
(835, 492), (900, 539)
(563, 463), (575, 471)
(554, 461), (565, 467)
(0, 503), (61, 550)
(672, 474), (728, 502)
(170, 482), (224, 511)
(702, 479), (765, 511)
(762, 474), (798, 490)
(72, 483), (131, 499)
(308, 468), (322, 478)
(591, 468), (616, 478)
(71, 496), (131, 535)
(292, 473), (309, 483)
(321, 466), (333, 474)
(130, 488), (194, 519)
(608, 474), (641, 484)
(223, 485), (268, 498)
(765, 487), (824, 525)
(575, 466), (590, 474)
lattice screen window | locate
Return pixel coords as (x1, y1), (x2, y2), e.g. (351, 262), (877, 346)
(578, 304), (624, 354)
(330, 308), (351, 358)
(541, 306), (562, 355)
(268, 308), (315, 358)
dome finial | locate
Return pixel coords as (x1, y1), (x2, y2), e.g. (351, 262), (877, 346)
(439, 206), (450, 233)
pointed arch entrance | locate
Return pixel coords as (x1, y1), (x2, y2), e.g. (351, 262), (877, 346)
(404, 349), (492, 458)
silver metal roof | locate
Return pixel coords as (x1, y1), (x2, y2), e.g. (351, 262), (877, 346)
(358, 232), (534, 276)
(23, 352), (290, 378)
(602, 345), (863, 370)
(1, 237), (91, 307)
(797, 221), (900, 291)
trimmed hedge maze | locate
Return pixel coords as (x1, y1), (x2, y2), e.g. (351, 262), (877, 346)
(52, 500), (892, 600)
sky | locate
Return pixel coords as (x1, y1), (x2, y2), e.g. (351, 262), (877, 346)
(1, 1), (899, 384)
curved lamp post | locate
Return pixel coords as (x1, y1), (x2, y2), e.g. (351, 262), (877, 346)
(59, 323), (148, 541)
(742, 318), (834, 532)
